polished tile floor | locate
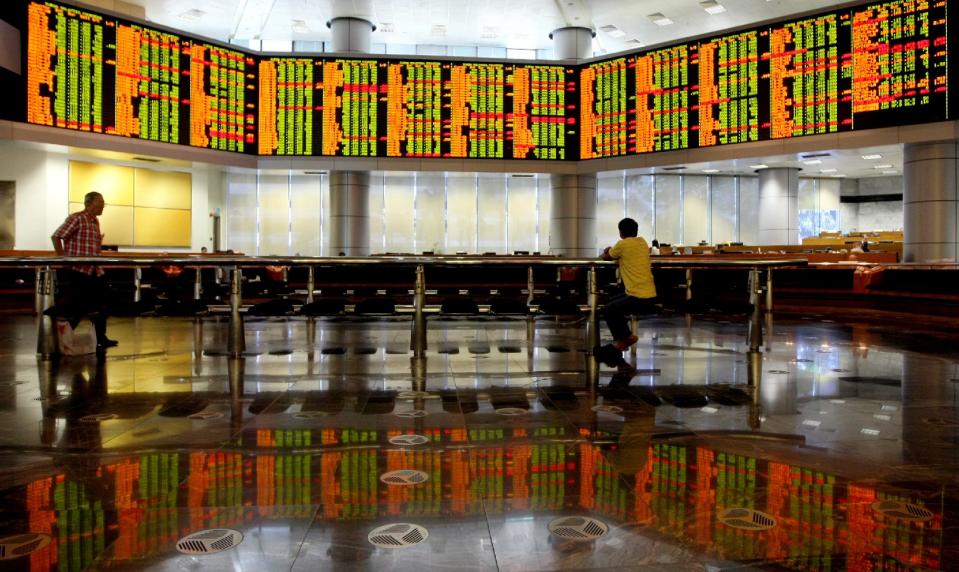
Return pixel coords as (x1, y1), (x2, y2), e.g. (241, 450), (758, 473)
(0, 310), (956, 570)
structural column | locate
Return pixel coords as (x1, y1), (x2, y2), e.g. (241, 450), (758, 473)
(903, 141), (958, 262)
(756, 167), (800, 245)
(326, 17), (375, 256)
(550, 27), (596, 257)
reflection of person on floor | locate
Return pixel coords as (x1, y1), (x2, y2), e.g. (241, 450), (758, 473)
(601, 218), (657, 351)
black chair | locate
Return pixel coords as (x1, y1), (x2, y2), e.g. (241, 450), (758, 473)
(299, 298), (347, 316)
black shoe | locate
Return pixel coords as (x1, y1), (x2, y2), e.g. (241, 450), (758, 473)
(97, 338), (119, 348)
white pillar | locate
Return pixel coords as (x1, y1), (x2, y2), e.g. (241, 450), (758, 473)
(549, 174), (596, 257)
(549, 26), (594, 61)
(326, 17), (375, 255)
(903, 141), (958, 262)
(757, 167), (800, 245)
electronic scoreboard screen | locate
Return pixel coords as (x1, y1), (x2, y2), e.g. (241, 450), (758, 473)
(581, 0), (952, 159)
(25, 1), (256, 152)
(257, 57), (576, 159)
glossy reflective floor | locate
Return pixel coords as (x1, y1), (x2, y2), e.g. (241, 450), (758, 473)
(0, 311), (957, 570)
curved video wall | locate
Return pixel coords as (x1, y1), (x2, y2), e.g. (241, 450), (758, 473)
(13, 0), (956, 161)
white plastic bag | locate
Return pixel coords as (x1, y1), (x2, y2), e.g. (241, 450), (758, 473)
(56, 319), (97, 355)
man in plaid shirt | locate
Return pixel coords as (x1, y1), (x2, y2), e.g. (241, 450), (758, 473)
(51, 191), (118, 348)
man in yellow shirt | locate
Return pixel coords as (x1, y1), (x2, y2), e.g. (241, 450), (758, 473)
(601, 218), (657, 351)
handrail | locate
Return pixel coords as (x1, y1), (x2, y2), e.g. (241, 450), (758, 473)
(0, 254), (809, 269)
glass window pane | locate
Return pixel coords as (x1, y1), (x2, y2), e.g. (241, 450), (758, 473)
(537, 176), (550, 253)
(368, 172), (385, 254)
(226, 171), (257, 255)
(386, 43), (416, 55)
(798, 178), (818, 240)
(739, 176), (759, 245)
(818, 178), (841, 233)
(416, 44), (447, 56)
(477, 46), (506, 59)
(261, 39), (293, 52)
(290, 173), (322, 256)
(683, 175), (708, 245)
(449, 46), (477, 58)
(415, 172), (446, 253)
(710, 176), (737, 244)
(369, 43), (387, 54)
(477, 173), (507, 253)
(258, 173), (290, 255)
(507, 175), (537, 253)
(655, 175), (681, 246)
(507, 48), (536, 60)
(597, 173), (624, 250)
(447, 173), (477, 253)
(625, 174), (654, 240)
(384, 172), (414, 253)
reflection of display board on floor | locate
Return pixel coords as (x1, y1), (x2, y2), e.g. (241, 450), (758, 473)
(0, 181), (13, 249)
(68, 161), (191, 248)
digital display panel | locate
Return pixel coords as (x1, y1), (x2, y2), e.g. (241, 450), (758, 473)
(257, 57), (576, 158)
(581, 0), (952, 159)
(26, 1), (257, 152)
(21, 0), (954, 160)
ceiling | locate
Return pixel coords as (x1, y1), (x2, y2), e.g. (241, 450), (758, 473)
(125, 0), (845, 55)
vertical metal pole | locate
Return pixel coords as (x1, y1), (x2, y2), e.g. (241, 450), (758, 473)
(228, 356), (245, 433)
(586, 266), (599, 351)
(228, 266), (246, 357)
(411, 265), (427, 357)
(306, 266), (315, 304)
(746, 349), (763, 430)
(133, 267), (142, 303)
(193, 267), (203, 300)
(306, 316), (316, 375)
(747, 268), (763, 352)
(526, 266), (535, 307)
(34, 268), (42, 315)
(36, 266), (58, 359)
(685, 269), (693, 301)
(765, 268), (773, 312)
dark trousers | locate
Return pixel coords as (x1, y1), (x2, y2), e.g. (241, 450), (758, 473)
(58, 270), (110, 341)
(604, 294), (656, 341)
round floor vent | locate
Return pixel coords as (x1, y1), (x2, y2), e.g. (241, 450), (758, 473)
(175, 529), (243, 555)
(80, 413), (117, 423)
(591, 405), (623, 415)
(394, 409), (428, 418)
(189, 411), (223, 420)
(367, 523), (429, 548)
(397, 391), (430, 399)
(871, 500), (934, 522)
(380, 470), (429, 486)
(718, 508), (776, 531)
(495, 407), (528, 416)
(294, 411), (332, 419)
(547, 517), (609, 541)
(388, 434), (430, 446)
(0, 533), (52, 560)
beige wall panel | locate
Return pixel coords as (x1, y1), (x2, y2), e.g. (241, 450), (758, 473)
(69, 161), (134, 206)
(134, 208), (192, 247)
(70, 201), (134, 246)
(134, 169), (192, 210)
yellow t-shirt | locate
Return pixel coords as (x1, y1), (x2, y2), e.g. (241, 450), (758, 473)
(609, 237), (656, 299)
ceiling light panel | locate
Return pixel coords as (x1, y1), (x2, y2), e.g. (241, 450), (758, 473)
(647, 12), (674, 26)
(700, 1), (727, 15)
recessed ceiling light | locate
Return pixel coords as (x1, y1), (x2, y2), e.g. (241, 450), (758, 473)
(700, 0), (727, 15)
(873, 164), (893, 169)
(882, 170), (898, 175)
(291, 20), (309, 34)
(178, 8), (206, 21)
(481, 26), (499, 39)
(820, 168), (837, 173)
(624, 39), (642, 46)
(379, 22), (395, 33)
(600, 25), (626, 37)
(703, 169), (720, 173)
(750, 164), (768, 169)
(431, 24), (447, 37)
(647, 12), (674, 26)
(861, 154), (882, 160)
(803, 159), (822, 165)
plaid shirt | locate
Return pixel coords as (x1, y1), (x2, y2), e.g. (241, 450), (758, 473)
(53, 211), (103, 276)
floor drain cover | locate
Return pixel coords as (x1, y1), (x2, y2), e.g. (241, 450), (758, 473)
(397, 391), (430, 399)
(394, 409), (428, 418)
(294, 411), (332, 419)
(548, 517), (609, 541)
(389, 434), (430, 446)
(0, 533), (52, 560)
(176, 529), (243, 555)
(871, 500), (935, 522)
(368, 523), (429, 548)
(591, 405), (623, 415)
(380, 470), (429, 486)
(188, 411), (223, 420)
(495, 407), (529, 416)
(80, 413), (118, 423)
(718, 508), (776, 531)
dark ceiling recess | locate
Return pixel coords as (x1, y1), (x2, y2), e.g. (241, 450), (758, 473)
(839, 194), (902, 203)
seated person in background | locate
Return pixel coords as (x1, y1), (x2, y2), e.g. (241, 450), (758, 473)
(649, 239), (660, 256)
(850, 239), (868, 254)
(601, 218), (657, 351)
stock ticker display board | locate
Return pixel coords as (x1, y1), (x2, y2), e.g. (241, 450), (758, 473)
(20, 0), (955, 159)
(580, 0), (953, 158)
(257, 57), (576, 158)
